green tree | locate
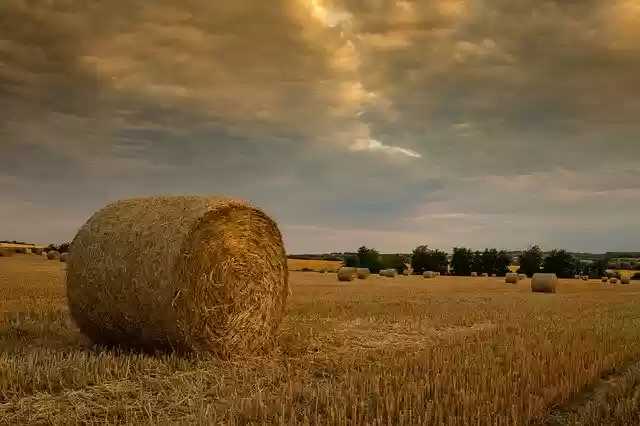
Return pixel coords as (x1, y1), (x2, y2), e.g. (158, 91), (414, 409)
(450, 247), (473, 276)
(343, 255), (358, 268)
(471, 250), (483, 274)
(479, 248), (512, 276)
(518, 245), (543, 277)
(382, 253), (410, 274)
(411, 246), (448, 274)
(543, 249), (575, 278)
(356, 246), (382, 273)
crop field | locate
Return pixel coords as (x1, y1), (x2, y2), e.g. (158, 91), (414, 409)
(287, 258), (343, 271)
(2, 254), (640, 424)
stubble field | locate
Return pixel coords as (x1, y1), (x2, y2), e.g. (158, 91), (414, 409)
(2, 255), (640, 425)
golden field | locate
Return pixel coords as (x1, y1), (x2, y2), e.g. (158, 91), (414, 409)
(287, 258), (343, 271)
(2, 255), (640, 424)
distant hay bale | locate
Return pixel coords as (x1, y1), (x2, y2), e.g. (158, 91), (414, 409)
(581, 276), (589, 281)
(518, 274), (527, 280)
(471, 272), (478, 277)
(601, 277), (609, 283)
(41, 251), (48, 257)
(505, 273), (518, 284)
(47, 251), (60, 260)
(383, 269), (398, 278)
(481, 273), (489, 277)
(491, 273), (497, 277)
(356, 268), (370, 279)
(0, 249), (13, 257)
(609, 277), (618, 284)
(435, 272), (441, 277)
(531, 273), (558, 293)
(402, 269), (410, 276)
(320, 268), (327, 274)
(574, 275), (581, 279)
(621, 276), (631, 285)
(338, 267), (357, 281)
(66, 196), (289, 357)
(423, 271), (436, 279)
(60, 253), (68, 263)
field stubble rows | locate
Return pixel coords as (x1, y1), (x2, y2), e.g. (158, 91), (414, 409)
(2, 255), (640, 424)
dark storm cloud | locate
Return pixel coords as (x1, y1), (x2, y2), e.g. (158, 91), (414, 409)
(1, 0), (639, 252)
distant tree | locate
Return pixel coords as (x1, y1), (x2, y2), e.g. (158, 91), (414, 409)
(543, 249), (575, 278)
(411, 245), (448, 274)
(496, 250), (512, 276)
(450, 247), (473, 276)
(356, 246), (383, 273)
(44, 244), (58, 253)
(343, 255), (358, 268)
(471, 250), (483, 274)
(58, 242), (71, 254)
(518, 245), (543, 277)
(478, 248), (512, 276)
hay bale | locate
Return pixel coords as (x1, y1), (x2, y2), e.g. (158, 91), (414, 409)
(66, 196), (289, 357)
(356, 268), (370, 279)
(505, 273), (518, 284)
(60, 252), (68, 262)
(581, 275), (589, 281)
(423, 271), (436, 279)
(621, 275), (631, 285)
(47, 251), (60, 260)
(385, 269), (398, 278)
(531, 273), (558, 293)
(491, 273), (497, 277)
(574, 275), (581, 280)
(481, 273), (489, 277)
(435, 272), (441, 277)
(338, 267), (357, 281)
(0, 249), (13, 257)
(518, 274), (527, 280)
(41, 251), (48, 257)
(402, 269), (410, 276)
(610, 277), (618, 284)
(471, 272), (478, 277)
(601, 277), (609, 283)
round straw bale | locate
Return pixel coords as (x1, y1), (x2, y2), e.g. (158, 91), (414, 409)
(402, 269), (410, 276)
(601, 276), (609, 283)
(47, 250), (60, 260)
(471, 272), (478, 277)
(60, 252), (68, 262)
(574, 274), (581, 279)
(356, 268), (370, 279)
(518, 274), (527, 280)
(481, 273), (489, 277)
(41, 251), (48, 257)
(435, 272), (441, 277)
(385, 269), (398, 278)
(610, 277), (618, 284)
(338, 267), (357, 281)
(491, 273), (497, 277)
(0, 249), (13, 257)
(423, 271), (436, 279)
(66, 196), (289, 357)
(581, 275), (589, 281)
(531, 273), (558, 293)
(621, 275), (631, 284)
(505, 273), (518, 284)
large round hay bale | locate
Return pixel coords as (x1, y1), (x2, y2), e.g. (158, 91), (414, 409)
(385, 269), (398, 278)
(66, 196), (289, 357)
(581, 275), (589, 281)
(481, 273), (489, 277)
(423, 271), (436, 279)
(435, 272), (441, 277)
(402, 269), (410, 276)
(574, 275), (581, 280)
(531, 273), (557, 293)
(621, 275), (631, 284)
(41, 251), (48, 258)
(491, 273), (497, 277)
(470, 272), (478, 277)
(338, 267), (357, 281)
(505, 273), (518, 284)
(47, 251), (60, 260)
(610, 277), (618, 284)
(356, 268), (370, 279)
(60, 252), (68, 263)
(0, 249), (13, 257)
(518, 274), (527, 280)
(601, 276), (609, 283)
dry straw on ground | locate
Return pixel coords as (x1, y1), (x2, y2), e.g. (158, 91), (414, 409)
(356, 268), (370, 280)
(423, 271), (436, 279)
(337, 267), (357, 282)
(65, 196), (289, 358)
(47, 251), (60, 260)
(621, 276), (631, 284)
(505, 273), (518, 284)
(531, 273), (558, 293)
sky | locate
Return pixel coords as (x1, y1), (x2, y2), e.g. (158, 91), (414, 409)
(1, 0), (639, 254)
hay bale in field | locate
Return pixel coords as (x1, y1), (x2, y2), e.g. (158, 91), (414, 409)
(0, 249), (13, 257)
(65, 196), (289, 357)
(518, 274), (527, 280)
(621, 276), (631, 285)
(471, 272), (478, 277)
(610, 277), (618, 284)
(423, 271), (436, 279)
(601, 276), (609, 283)
(581, 275), (589, 281)
(41, 251), (48, 257)
(505, 273), (518, 284)
(60, 252), (68, 262)
(481, 273), (489, 277)
(531, 273), (558, 293)
(47, 251), (60, 260)
(338, 267), (357, 281)
(491, 273), (497, 277)
(356, 268), (370, 279)
(384, 269), (398, 278)
(435, 272), (441, 277)
(402, 269), (410, 276)
(574, 274), (581, 279)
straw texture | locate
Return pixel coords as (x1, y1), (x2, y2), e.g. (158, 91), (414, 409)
(356, 268), (370, 279)
(337, 267), (357, 281)
(505, 273), (518, 284)
(66, 196), (289, 358)
(531, 273), (558, 293)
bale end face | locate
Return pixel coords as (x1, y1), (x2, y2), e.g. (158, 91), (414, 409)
(66, 196), (289, 358)
(531, 273), (558, 293)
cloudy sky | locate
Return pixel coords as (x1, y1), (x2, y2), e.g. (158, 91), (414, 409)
(1, 0), (639, 253)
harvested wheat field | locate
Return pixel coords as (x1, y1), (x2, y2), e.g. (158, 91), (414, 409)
(2, 255), (640, 425)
